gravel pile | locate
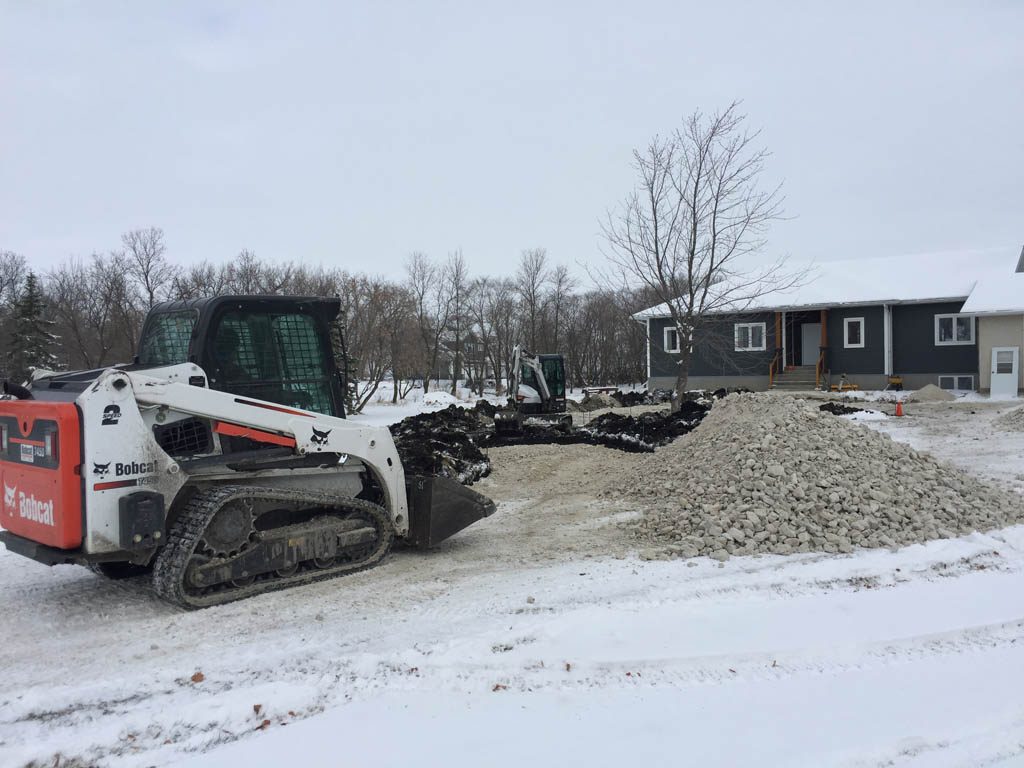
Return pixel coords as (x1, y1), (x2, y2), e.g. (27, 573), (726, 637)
(603, 393), (1023, 561)
(994, 405), (1024, 432)
(911, 384), (956, 402)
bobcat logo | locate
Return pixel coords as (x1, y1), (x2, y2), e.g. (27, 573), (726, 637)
(101, 405), (121, 426)
(310, 427), (332, 446)
(93, 462), (111, 477)
(3, 483), (15, 511)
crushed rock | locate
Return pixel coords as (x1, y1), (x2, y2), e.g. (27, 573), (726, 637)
(601, 393), (1023, 561)
(911, 384), (956, 402)
(994, 405), (1024, 432)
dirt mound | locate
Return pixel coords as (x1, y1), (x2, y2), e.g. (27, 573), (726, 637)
(389, 405), (490, 484)
(579, 402), (709, 449)
(610, 390), (647, 407)
(602, 393), (1023, 561)
(911, 384), (956, 402)
(575, 391), (619, 412)
(819, 402), (864, 416)
(474, 399), (498, 418)
(994, 405), (1024, 431)
(481, 402), (710, 454)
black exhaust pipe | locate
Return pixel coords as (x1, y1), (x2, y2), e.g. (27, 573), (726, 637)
(2, 381), (33, 400)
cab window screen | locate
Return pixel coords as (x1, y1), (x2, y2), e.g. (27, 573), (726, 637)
(520, 363), (539, 390)
(138, 311), (197, 366)
(541, 358), (565, 397)
(212, 311), (335, 415)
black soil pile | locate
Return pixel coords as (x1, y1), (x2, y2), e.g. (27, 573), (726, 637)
(481, 401), (710, 453)
(580, 401), (709, 449)
(474, 399), (498, 418)
(819, 402), (865, 416)
(389, 405), (491, 485)
(610, 390), (647, 407)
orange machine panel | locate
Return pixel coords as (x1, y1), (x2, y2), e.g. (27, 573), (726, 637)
(0, 400), (83, 549)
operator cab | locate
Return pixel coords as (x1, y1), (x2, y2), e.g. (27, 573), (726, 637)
(137, 296), (347, 417)
(518, 354), (567, 415)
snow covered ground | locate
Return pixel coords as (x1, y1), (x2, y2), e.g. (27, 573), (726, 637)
(1, 397), (1023, 767)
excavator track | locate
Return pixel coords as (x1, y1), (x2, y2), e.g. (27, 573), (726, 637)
(153, 485), (394, 609)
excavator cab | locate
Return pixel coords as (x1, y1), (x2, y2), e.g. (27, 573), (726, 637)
(494, 347), (571, 435)
(519, 354), (567, 415)
(137, 296), (348, 418)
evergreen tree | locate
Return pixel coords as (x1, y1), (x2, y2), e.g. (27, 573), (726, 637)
(6, 271), (59, 382)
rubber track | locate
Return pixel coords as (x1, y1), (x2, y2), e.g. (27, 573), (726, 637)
(153, 485), (394, 609)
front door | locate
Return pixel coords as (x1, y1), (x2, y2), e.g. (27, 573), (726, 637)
(991, 347), (1019, 399)
(801, 323), (821, 366)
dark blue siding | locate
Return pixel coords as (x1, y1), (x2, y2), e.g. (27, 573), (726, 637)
(891, 301), (977, 375)
(649, 313), (778, 379)
(825, 305), (885, 375)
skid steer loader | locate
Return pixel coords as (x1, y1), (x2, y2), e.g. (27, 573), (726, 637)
(0, 296), (495, 608)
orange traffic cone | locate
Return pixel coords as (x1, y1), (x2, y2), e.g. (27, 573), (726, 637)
(895, 401), (904, 417)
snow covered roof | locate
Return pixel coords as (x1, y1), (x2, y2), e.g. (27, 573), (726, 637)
(633, 248), (1019, 319)
(961, 273), (1024, 315)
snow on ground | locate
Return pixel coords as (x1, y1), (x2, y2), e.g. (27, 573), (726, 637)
(2, 395), (1024, 767)
(842, 409), (888, 422)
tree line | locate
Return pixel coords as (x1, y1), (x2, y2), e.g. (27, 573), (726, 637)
(1, 230), (650, 411)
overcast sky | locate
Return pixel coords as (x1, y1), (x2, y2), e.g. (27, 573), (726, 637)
(1, 1), (1021, 282)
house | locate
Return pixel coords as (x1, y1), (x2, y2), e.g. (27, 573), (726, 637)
(961, 266), (1024, 398)
(634, 248), (1023, 394)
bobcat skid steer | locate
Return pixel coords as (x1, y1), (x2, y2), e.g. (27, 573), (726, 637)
(0, 296), (495, 608)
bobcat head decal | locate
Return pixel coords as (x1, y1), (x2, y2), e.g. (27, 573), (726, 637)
(310, 427), (332, 446)
(3, 483), (15, 509)
(93, 462), (111, 477)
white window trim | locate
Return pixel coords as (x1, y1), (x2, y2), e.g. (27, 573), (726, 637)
(843, 317), (865, 349)
(934, 313), (975, 346)
(734, 322), (767, 352)
(663, 326), (680, 353)
(938, 374), (975, 391)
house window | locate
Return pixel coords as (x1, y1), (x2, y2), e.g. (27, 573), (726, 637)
(934, 314), (975, 345)
(938, 375), (974, 391)
(734, 322), (766, 352)
(844, 317), (865, 349)
(663, 327), (680, 353)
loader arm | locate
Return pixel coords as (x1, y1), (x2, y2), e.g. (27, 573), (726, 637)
(82, 368), (409, 541)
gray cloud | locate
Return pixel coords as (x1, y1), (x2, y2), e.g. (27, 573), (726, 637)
(2, 1), (1021, 279)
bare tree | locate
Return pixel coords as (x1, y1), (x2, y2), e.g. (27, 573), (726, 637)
(405, 252), (451, 393)
(546, 263), (578, 352)
(0, 251), (27, 308)
(515, 248), (548, 350)
(122, 227), (176, 309)
(602, 103), (802, 404)
(172, 261), (233, 300)
(47, 253), (140, 369)
(444, 250), (471, 396)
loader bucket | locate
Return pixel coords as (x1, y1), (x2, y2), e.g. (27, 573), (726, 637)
(404, 475), (496, 548)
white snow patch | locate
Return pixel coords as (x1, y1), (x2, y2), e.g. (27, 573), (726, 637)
(842, 409), (888, 422)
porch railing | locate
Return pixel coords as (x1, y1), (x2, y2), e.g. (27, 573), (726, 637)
(768, 350), (782, 388)
(815, 348), (827, 389)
